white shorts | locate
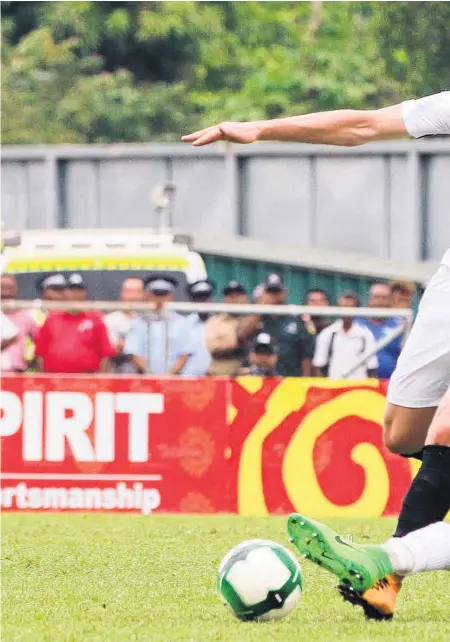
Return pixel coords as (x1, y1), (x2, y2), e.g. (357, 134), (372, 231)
(387, 264), (450, 408)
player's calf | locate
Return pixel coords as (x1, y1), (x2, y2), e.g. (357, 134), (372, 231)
(394, 391), (450, 537)
(426, 390), (450, 446)
(383, 403), (435, 455)
(394, 443), (450, 537)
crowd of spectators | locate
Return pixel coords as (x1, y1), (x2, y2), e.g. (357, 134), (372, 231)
(0, 271), (415, 379)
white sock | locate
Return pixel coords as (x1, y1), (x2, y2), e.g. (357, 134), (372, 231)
(382, 522), (450, 575)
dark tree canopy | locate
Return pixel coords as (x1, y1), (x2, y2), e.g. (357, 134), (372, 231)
(2, 1), (449, 144)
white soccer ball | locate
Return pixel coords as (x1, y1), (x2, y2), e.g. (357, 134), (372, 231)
(217, 539), (303, 621)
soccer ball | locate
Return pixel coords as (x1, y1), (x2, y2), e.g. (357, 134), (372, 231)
(217, 539), (303, 621)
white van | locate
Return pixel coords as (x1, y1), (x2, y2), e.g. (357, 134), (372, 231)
(2, 228), (207, 301)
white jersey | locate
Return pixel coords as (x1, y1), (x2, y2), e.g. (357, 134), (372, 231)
(402, 91), (450, 267)
(402, 91), (450, 138)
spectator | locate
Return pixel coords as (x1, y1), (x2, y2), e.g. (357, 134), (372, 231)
(0, 274), (38, 373)
(303, 287), (330, 335)
(222, 281), (249, 304)
(34, 280), (115, 374)
(32, 272), (67, 321)
(1, 312), (18, 352)
(32, 273), (67, 324)
(187, 279), (216, 317)
(390, 280), (416, 310)
(240, 332), (279, 376)
(124, 276), (193, 375)
(252, 283), (265, 302)
(313, 291), (378, 379)
(182, 279), (214, 376)
(31, 272), (67, 329)
(67, 273), (88, 301)
(105, 277), (145, 374)
(37, 273), (67, 303)
(359, 282), (404, 379)
(25, 273), (68, 368)
(241, 273), (315, 377)
(204, 307), (248, 377)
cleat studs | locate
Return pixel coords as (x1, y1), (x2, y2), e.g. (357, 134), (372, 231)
(300, 521), (305, 526)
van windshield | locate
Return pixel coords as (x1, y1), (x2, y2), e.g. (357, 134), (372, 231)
(12, 270), (190, 302)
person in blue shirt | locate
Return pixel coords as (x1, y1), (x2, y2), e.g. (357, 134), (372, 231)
(125, 276), (194, 375)
(359, 283), (405, 379)
(182, 279), (215, 376)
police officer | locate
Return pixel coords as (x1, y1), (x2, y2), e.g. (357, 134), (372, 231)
(124, 276), (194, 375)
(222, 280), (248, 304)
(187, 279), (216, 319)
(67, 273), (88, 302)
(243, 332), (279, 376)
(183, 279), (215, 376)
(241, 273), (314, 377)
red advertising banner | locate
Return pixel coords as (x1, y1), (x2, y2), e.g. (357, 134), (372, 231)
(1, 375), (417, 516)
(1, 375), (229, 514)
(229, 378), (417, 518)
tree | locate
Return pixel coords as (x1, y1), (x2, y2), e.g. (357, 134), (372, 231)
(374, 2), (450, 97)
(2, 1), (447, 144)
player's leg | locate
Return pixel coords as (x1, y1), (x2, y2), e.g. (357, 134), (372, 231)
(287, 514), (394, 594)
(383, 404), (435, 456)
(337, 390), (450, 618)
(287, 514), (396, 619)
(287, 515), (450, 619)
(393, 386), (450, 537)
(354, 267), (450, 617)
(383, 264), (450, 536)
(287, 267), (450, 618)
(425, 385), (450, 447)
(383, 521), (450, 575)
(288, 516), (450, 576)
(384, 265), (450, 457)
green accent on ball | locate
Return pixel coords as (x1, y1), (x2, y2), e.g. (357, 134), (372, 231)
(220, 574), (299, 620)
(217, 541), (303, 621)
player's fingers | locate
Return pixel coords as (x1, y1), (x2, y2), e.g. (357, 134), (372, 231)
(181, 126), (218, 142)
(190, 127), (224, 146)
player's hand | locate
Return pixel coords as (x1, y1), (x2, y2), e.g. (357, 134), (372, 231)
(181, 121), (262, 146)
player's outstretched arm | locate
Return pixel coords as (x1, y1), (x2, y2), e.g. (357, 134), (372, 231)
(182, 104), (407, 147)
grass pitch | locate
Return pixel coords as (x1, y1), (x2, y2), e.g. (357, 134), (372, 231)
(2, 514), (450, 642)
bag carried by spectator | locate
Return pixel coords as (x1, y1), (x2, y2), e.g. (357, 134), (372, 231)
(204, 313), (239, 357)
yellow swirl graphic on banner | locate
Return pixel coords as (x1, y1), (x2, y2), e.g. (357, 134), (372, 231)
(237, 378), (380, 516)
(237, 378), (308, 515)
(283, 389), (387, 517)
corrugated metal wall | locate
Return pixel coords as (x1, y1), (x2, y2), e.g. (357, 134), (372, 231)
(203, 253), (380, 304)
(2, 140), (449, 262)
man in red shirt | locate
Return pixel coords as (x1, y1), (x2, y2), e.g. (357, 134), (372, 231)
(35, 275), (115, 373)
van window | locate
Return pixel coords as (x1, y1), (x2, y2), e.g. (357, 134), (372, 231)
(12, 270), (190, 301)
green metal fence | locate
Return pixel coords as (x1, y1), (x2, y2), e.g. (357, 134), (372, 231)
(203, 253), (420, 308)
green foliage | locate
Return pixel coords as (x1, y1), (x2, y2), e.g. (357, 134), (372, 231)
(374, 1), (450, 96)
(1, 1), (448, 144)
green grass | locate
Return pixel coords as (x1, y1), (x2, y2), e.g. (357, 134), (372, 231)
(2, 514), (450, 642)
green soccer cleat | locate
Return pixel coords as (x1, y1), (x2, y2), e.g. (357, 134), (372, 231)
(287, 513), (394, 595)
